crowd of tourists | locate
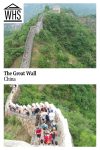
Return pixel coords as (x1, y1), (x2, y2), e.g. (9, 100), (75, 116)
(34, 125), (58, 145)
(8, 101), (59, 145)
(8, 102), (56, 117)
(33, 103), (58, 145)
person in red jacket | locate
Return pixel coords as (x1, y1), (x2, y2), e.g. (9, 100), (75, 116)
(44, 131), (52, 145)
(35, 127), (42, 140)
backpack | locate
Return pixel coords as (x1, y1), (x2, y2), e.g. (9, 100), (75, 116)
(46, 115), (50, 121)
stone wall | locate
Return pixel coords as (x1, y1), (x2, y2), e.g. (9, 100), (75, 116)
(20, 16), (43, 68)
(5, 85), (20, 114)
(4, 140), (32, 147)
(5, 85), (73, 147)
(17, 115), (36, 136)
(51, 105), (73, 147)
(5, 85), (35, 137)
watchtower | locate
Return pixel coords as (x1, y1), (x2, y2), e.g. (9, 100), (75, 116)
(52, 6), (61, 13)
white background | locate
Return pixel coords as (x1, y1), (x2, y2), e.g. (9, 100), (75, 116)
(0, 0), (100, 150)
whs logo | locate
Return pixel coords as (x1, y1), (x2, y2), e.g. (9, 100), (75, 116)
(4, 3), (22, 22)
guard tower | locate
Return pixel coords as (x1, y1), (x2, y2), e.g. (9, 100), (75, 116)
(52, 6), (60, 13)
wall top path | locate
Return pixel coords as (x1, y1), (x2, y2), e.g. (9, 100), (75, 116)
(20, 15), (43, 68)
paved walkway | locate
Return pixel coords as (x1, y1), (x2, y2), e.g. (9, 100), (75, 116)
(20, 16), (43, 68)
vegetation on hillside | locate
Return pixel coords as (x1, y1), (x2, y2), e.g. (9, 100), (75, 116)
(4, 115), (31, 143)
(4, 84), (96, 146)
(4, 16), (38, 68)
(4, 8), (96, 68)
(78, 14), (96, 33)
(33, 11), (96, 68)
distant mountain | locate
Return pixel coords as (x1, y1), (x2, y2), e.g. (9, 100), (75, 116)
(4, 24), (22, 30)
(4, 24), (22, 36)
(24, 4), (46, 22)
(24, 3), (96, 22)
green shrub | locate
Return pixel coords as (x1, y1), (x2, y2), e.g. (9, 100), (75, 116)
(43, 12), (96, 68)
(38, 55), (51, 67)
(78, 130), (96, 146)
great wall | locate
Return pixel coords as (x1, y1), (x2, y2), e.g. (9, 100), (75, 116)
(5, 14), (73, 147)
(5, 85), (73, 147)
(20, 15), (43, 68)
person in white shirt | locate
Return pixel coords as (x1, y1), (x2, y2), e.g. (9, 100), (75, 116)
(49, 110), (55, 122)
(41, 111), (47, 122)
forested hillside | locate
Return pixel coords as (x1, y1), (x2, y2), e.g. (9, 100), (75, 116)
(4, 84), (96, 146)
(4, 115), (31, 143)
(4, 8), (96, 68)
(32, 10), (96, 68)
(4, 16), (38, 68)
(79, 14), (96, 33)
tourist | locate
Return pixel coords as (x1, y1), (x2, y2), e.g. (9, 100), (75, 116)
(49, 110), (55, 122)
(41, 111), (47, 121)
(23, 108), (30, 116)
(40, 103), (44, 111)
(31, 106), (35, 115)
(35, 127), (42, 140)
(34, 107), (40, 114)
(45, 114), (50, 125)
(27, 104), (32, 115)
(19, 105), (23, 114)
(51, 127), (58, 145)
(44, 131), (52, 145)
(51, 121), (57, 130)
(34, 103), (40, 114)
(41, 122), (48, 130)
(15, 106), (20, 113)
(9, 103), (16, 112)
(40, 128), (44, 145)
(41, 107), (46, 112)
(35, 111), (41, 126)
